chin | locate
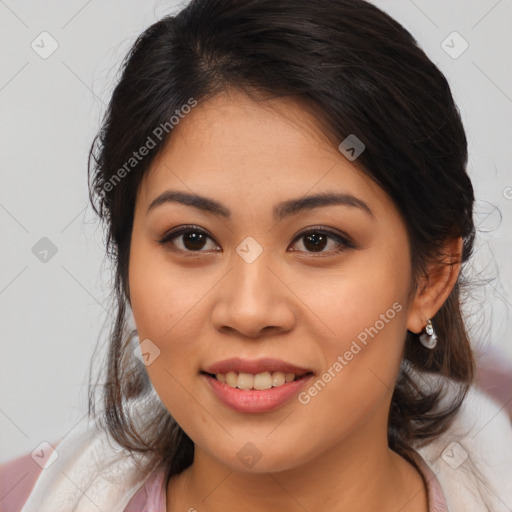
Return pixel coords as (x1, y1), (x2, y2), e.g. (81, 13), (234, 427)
(210, 443), (311, 475)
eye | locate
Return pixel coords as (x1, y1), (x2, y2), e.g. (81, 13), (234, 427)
(157, 225), (221, 252)
(157, 225), (354, 255)
(289, 226), (355, 254)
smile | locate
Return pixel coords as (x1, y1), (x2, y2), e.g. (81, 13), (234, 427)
(209, 370), (305, 390)
(200, 371), (314, 413)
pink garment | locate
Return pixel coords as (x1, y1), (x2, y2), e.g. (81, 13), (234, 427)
(0, 449), (447, 511)
(0, 450), (47, 512)
(416, 455), (450, 512)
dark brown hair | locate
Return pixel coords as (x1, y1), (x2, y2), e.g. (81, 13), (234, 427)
(88, 0), (476, 478)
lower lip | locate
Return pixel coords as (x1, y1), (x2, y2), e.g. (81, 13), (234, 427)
(201, 373), (313, 413)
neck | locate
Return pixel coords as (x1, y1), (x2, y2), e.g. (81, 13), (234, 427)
(166, 421), (428, 512)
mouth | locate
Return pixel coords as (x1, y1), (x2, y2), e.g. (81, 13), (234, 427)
(200, 370), (314, 391)
(199, 358), (315, 413)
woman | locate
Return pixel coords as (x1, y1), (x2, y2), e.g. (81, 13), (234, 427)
(1, 0), (511, 510)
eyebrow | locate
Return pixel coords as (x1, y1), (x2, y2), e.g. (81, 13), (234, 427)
(146, 190), (374, 220)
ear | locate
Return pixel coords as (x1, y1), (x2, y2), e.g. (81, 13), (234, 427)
(406, 237), (463, 334)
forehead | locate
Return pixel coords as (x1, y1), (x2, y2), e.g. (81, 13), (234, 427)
(137, 90), (395, 219)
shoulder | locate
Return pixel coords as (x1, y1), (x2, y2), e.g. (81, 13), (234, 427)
(2, 420), (158, 512)
(417, 381), (512, 511)
(0, 442), (59, 512)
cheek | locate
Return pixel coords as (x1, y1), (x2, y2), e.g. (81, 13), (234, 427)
(295, 244), (411, 358)
(292, 268), (409, 451)
(127, 236), (214, 410)
(128, 235), (210, 342)
(127, 243), (203, 422)
(294, 248), (412, 419)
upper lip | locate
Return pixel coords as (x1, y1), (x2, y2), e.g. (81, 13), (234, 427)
(202, 358), (314, 376)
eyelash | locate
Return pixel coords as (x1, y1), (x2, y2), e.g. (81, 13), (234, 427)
(157, 224), (355, 255)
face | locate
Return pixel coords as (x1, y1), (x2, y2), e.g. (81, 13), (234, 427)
(128, 90), (416, 473)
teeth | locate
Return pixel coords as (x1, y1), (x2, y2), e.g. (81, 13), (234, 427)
(238, 372), (255, 390)
(253, 372), (272, 390)
(225, 371), (238, 387)
(272, 372), (285, 387)
(214, 371), (299, 390)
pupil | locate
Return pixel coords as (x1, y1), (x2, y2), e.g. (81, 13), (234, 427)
(184, 232), (206, 250)
(304, 232), (327, 252)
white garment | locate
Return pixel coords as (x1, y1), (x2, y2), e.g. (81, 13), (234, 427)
(20, 382), (512, 512)
(418, 383), (512, 511)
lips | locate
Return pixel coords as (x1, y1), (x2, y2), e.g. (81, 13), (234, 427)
(201, 372), (314, 413)
(202, 357), (313, 376)
(200, 357), (315, 412)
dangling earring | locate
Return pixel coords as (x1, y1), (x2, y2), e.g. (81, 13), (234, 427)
(419, 319), (437, 349)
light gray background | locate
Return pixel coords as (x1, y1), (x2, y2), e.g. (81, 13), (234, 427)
(1, 0), (511, 463)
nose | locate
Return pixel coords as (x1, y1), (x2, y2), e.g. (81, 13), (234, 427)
(210, 250), (296, 339)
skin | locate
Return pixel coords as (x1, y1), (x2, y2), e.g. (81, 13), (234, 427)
(128, 89), (462, 511)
